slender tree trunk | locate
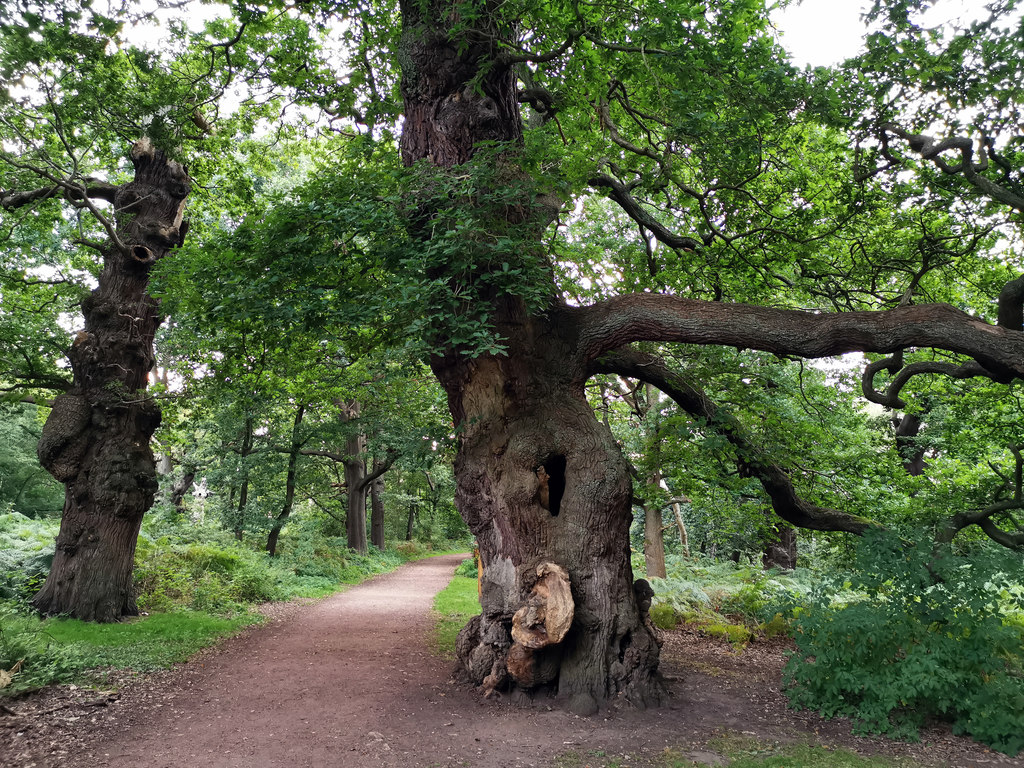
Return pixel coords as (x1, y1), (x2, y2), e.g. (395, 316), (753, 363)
(233, 417), (255, 542)
(642, 386), (667, 579)
(370, 466), (386, 549)
(671, 500), (691, 558)
(643, 503), (668, 579)
(33, 140), (190, 622)
(235, 477), (249, 542)
(406, 499), (418, 540)
(267, 403), (306, 557)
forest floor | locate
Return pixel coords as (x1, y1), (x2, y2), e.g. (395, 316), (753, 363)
(2, 553), (1022, 768)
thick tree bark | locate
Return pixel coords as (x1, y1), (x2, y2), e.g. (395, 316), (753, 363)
(574, 295), (1024, 381)
(32, 140), (190, 622)
(435, 310), (664, 712)
(399, 0), (662, 711)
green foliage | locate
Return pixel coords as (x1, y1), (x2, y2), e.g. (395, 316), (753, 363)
(702, 735), (922, 768)
(0, 405), (64, 518)
(784, 530), (1024, 755)
(453, 556), (478, 578)
(704, 621), (754, 648)
(648, 603), (679, 630)
(649, 554), (812, 629)
(0, 511), (57, 602)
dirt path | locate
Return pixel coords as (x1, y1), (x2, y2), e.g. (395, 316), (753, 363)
(4, 555), (1024, 768)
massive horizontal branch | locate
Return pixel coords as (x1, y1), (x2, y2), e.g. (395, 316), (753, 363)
(590, 346), (878, 535)
(0, 178), (119, 211)
(570, 294), (1024, 381)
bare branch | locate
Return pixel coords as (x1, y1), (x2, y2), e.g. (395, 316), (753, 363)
(582, 33), (669, 55)
(568, 294), (1024, 382)
(499, 32), (580, 65)
(882, 124), (1024, 212)
(1, 178), (119, 210)
(588, 174), (704, 251)
(861, 351), (991, 409)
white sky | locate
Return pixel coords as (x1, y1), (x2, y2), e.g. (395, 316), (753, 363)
(772, 0), (869, 67)
(773, 0), (1001, 68)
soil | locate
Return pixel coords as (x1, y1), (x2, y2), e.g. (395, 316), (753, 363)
(2, 554), (1022, 768)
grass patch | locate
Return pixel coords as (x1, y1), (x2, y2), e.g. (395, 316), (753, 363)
(549, 737), (925, 768)
(432, 572), (479, 657)
(1, 606), (258, 695)
(699, 736), (921, 768)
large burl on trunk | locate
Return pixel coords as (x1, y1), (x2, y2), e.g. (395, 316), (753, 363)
(33, 140), (190, 622)
(434, 306), (665, 714)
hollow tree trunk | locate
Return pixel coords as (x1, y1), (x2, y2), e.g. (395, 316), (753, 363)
(398, 0), (662, 710)
(33, 140), (190, 622)
(434, 310), (664, 712)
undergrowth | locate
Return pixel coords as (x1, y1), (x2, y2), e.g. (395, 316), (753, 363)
(0, 512), (469, 695)
(0, 604), (256, 694)
(783, 531), (1024, 756)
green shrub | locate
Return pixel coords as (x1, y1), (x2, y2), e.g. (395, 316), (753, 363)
(649, 603), (679, 630)
(454, 556), (478, 578)
(0, 603), (77, 694)
(784, 530), (1024, 755)
(705, 621), (753, 648)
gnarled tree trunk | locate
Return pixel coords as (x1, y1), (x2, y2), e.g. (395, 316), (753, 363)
(434, 310), (664, 713)
(398, 0), (662, 710)
(33, 140), (190, 622)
